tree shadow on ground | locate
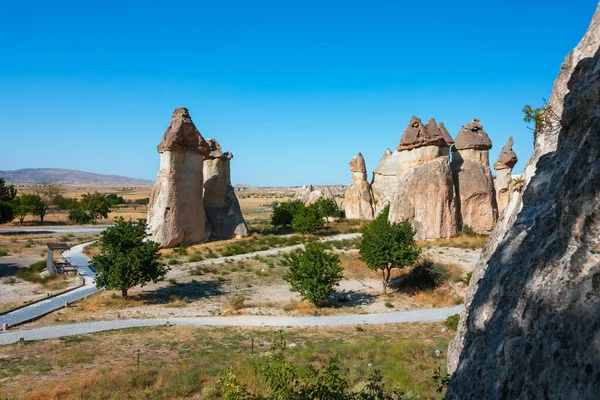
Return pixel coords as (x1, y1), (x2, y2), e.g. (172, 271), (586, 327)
(136, 279), (224, 305)
(330, 289), (377, 307)
(0, 261), (21, 278)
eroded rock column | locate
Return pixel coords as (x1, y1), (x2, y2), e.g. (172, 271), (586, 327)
(343, 152), (374, 219)
(493, 137), (518, 216)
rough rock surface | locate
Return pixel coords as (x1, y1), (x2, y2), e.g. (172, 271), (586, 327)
(446, 5), (600, 398)
(147, 108), (209, 248)
(494, 137), (518, 215)
(389, 117), (457, 239)
(371, 148), (400, 215)
(438, 122), (455, 146)
(343, 153), (374, 219)
(452, 119), (498, 233)
(293, 185), (335, 205)
(203, 138), (249, 240)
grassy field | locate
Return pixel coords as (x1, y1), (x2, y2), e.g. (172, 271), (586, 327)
(0, 323), (453, 399)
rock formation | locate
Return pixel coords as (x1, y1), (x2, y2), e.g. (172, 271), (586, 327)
(451, 119), (498, 233)
(371, 148), (400, 215)
(388, 116), (458, 240)
(147, 107), (210, 248)
(203, 138), (249, 240)
(343, 153), (374, 219)
(446, 4), (600, 398)
(493, 137), (518, 215)
(293, 185), (336, 205)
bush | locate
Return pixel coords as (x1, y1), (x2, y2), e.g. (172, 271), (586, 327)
(173, 244), (189, 256)
(445, 314), (460, 330)
(16, 260), (49, 283)
(68, 206), (94, 224)
(401, 260), (450, 292)
(271, 200), (305, 229)
(187, 254), (202, 263)
(283, 242), (343, 306)
(311, 198), (340, 218)
(291, 206), (324, 234)
(229, 295), (245, 310)
(461, 225), (476, 237)
(0, 247), (8, 257)
(465, 271), (473, 285)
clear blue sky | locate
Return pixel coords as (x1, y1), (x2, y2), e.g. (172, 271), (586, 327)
(0, 1), (597, 186)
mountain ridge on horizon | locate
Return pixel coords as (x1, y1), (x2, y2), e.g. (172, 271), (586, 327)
(0, 168), (154, 186)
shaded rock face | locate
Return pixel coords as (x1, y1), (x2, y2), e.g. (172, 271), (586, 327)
(446, 5), (600, 399)
(494, 137), (518, 215)
(203, 139), (249, 240)
(293, 185), (335, 205)
(148, 108), (209, 248)
(371, 148), (400, 215)
(452, 119), (498, 233)
(389, 117), (457, 240)
(343, 153), (374, 219)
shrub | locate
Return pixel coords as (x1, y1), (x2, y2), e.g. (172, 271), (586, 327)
(283, 242), (343, 306)
(311, 198), (340, 218)
(0, 247), (8, 257)
(291, 206), (324, 234)
(271, 200), (305, 229)
(229, 295), (245, 310)
(461, 225), (476, 237)
(445, 314), (460, 330)
(187, 254), (202, 263)
(68, 206), (94, 224)
(401, 260), (450, 292)
(465, 271), (473, 285)
(173, 244), (189, 256)
(384, 302), (394, 308)
(15, 260), (48, 283)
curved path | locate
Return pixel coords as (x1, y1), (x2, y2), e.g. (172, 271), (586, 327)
(0, 305), (462, 345)
(0, 242), (100, 328)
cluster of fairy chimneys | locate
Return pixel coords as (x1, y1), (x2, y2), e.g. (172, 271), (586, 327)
(343, 116), (518, 240)
(146, 107), (249, 248)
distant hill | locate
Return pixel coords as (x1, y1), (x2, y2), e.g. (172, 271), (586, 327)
(0, 168), (154, 185)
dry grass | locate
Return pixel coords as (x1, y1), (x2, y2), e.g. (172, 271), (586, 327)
(418, 234), (489, 250)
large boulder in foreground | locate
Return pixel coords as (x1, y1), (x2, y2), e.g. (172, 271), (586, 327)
(389, 116), (458, 240)
(451, 118), (498, 233)
(147, 107), (210, 248)
(203, 138), (249, 240)
(446, 4), (600, 398)
(343, 152), (374, 219)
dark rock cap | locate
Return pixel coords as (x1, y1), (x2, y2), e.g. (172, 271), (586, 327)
(494, 137), (518, 170)
(453, 118), (493, 151)
(438, 122), (455, 145)
(205, 138), (233, 160)
(157, 107), (209, 154)
(397, 116), (448, 151)
(349, 152), (367, 173)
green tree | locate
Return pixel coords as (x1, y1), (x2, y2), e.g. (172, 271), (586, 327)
(32, 182), (63, 223)
(271, 200), (305, 229)
(0, 178), (17, 224)
(68, 203), (94, 224)
(92, 218), (166, 298)
(11, 194), (41, 225)
(359, 204), (421, 294)
(311, 198), (341, 218)
(291, 205), (324, 234)
(283, 242), (343, 306)
(106, 193), (125, 207)
(53, 194), (79, 211)
(80, 192), (111, 223)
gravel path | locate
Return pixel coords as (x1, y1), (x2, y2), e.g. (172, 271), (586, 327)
(0, 225), (110, 235)
(0, 305), (462, 345)
(0, 242), (99, 327)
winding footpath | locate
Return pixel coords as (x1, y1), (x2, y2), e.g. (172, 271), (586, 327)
(0, 242), (100, 328)
(0, 306), (463, 345)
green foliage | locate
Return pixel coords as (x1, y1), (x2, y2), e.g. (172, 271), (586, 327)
(465, 272), (472, 286)
(271, 200), (305, 229)
(291, 205), (324, 234)
(311, 198), (341, 218)
(283, 242), (343, 306)
(79, 192), (111, 222)
(444, 314), (460, 331)
(400, 260), (449, 292)
(92, 218), (166, 298)
(522, 104), (546, 131)
(359, 205), (421, 293)
(173, 243), (189, 256)
(106, 193), (126, 207)
(31, 182), (63, 223)
(52, 195), (78, 211)
(68, 206), (94, 224)
(11, 195), (35, 224)
(16, 260), (50, 283)
(432, 366), (451, 393)
(460, 225), (476, 237)
(0, 178), (17, 224)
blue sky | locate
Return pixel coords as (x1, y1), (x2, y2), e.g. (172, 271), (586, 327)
(0, 0), (597, 186)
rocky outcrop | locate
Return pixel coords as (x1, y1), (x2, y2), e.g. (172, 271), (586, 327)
(203, 138), (249, 240)
(371, 148), (400, 215)
(147, 107), (210, 248)
(451, 119), (498, 233)
(493, 137), (518, 215)
(343, 153), (374, 219)
(293, 185), (336, 205)
(389, 116), (458, 240)
(446, 5), (600, 398)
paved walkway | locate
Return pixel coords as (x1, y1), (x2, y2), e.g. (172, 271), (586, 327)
(0, 242), (100, 328)
(0, 305), (462, 345)
(0, 225), (109, 235)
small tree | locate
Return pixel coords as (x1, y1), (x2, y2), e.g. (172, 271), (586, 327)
(283, 242), (343, 306)
(0, 178), (16, 224)
(32, 182), (63, 223)
(92, 218), (166, 298)
(359, 204), (421, 293)
(311, 198), (340, 218)
(291, 205), (324, 234)
(271, 200), (305, 229)
(11, 194), (40, 225)
(80, 192), (111, 223)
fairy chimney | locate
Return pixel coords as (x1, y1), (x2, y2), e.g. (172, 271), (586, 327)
(493, 137), (518, 215)
(343, 152), (374, 219)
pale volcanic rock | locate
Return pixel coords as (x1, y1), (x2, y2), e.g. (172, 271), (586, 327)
(371, 148), (400, 215)
(343, 153), (374, 219)
(147, 108), (210, 248)
(389, 117), (458, 239)
(203, 138), (249, 240)
(447, 5), (600, 398)
(293, 185), (335, 205)
(493, 137), (518, 215)
(451, 119), (498, 233)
